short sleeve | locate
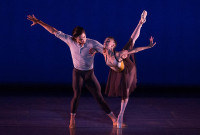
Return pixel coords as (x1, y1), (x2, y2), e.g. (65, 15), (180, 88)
(55, 31), (72, 46)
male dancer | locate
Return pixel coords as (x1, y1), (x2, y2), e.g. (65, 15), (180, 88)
(27, 14), (117, 128)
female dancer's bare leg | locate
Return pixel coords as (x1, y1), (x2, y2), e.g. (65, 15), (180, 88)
(124, 10), (147, 51)
(117, 92), (129, 128)
(116, 11), (147, 128)
(131, 10), (147, 43)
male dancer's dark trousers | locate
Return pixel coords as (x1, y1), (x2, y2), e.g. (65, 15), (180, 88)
(71, 68), (111, 114)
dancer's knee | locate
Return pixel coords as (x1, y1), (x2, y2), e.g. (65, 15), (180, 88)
(121, 97), (129, 101)
(72, 89), (81, 101)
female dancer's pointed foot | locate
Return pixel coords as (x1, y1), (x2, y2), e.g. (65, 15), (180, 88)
(69, 113), (76, 128)
(113, 121), (127, 128)
(140, 10), (147, 24)
(117, 122), (127, 128)
(116, 115), (127, 128)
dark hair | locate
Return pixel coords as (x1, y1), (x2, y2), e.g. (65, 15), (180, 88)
(107, 36), (117, 48)
(72, 26), (85, 41)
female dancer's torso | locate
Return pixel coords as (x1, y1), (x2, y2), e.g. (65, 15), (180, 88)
(103, 50), (125, 72)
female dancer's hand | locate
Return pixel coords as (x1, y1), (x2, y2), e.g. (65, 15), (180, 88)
(27, 14), (39, 27)
(120, 50), (128, 59)
(149, 36), (156, 48)
(89, 48), (97, 56)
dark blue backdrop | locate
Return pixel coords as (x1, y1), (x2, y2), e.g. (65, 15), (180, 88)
(0, 0), (199, 86)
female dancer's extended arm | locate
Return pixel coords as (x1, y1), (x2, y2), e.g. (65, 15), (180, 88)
(27, 14), (58, 35)
(120, 36), (156, 58)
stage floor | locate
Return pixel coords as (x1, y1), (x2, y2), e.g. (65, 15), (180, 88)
(0, 96), (200, 135)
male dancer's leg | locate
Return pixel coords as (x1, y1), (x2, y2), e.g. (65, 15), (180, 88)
(85, 70), (117, 125)
(85, 70), (111, 114)
(69, 68), (84, 128)
(71, 68), (83, 113)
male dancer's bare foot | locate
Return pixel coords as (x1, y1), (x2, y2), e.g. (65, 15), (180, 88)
(140, 10), (147, 24)
(107, 112), (118, 126)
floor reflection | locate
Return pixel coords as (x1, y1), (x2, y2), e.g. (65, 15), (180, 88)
(69, 128), (75, 135)
(111, 128), (123, 135)
(69, 127), (124, 135)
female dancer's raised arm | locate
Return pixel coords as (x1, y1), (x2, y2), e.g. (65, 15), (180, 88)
(119, 36), (156, 59)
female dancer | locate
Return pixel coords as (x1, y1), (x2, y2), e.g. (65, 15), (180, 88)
(90, 10), (156, 128)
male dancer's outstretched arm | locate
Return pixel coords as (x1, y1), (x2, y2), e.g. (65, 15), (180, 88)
(27, 14), (58, 35)
(27, 14), (70, 46)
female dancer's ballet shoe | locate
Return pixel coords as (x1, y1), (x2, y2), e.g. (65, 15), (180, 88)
(117, 122), (127, 128)
(116, 114), (128, 128)
(69, 113), (76, 128)
(113, 120), (127, 127)
(117, 122), (122, 128)
(140, 10), (147, 24)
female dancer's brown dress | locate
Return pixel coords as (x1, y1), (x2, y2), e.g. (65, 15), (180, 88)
(105, 38), (137, 99)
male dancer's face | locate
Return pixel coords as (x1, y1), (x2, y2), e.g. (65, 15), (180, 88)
(76, 33), (86, 46)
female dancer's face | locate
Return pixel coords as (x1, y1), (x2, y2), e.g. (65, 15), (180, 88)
(103, 38), (115, 49)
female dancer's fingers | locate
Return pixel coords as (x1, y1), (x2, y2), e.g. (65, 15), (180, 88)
(27, 17), (34, 22)
(33, 14), (37, 19)
(27, 15), (32, 18)
(149, 36), (153, 41)
(151, 42), (156, 47)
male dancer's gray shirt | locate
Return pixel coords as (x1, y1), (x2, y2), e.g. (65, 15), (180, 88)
(55, 31), (103, 70)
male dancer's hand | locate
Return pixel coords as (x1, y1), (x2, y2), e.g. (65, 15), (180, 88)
(89, 48), (97, 56)
(27, 14), (39, 27)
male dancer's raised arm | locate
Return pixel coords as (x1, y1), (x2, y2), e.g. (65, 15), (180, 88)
(27, 14), (58, 35)
(27, 14), (71, 46)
